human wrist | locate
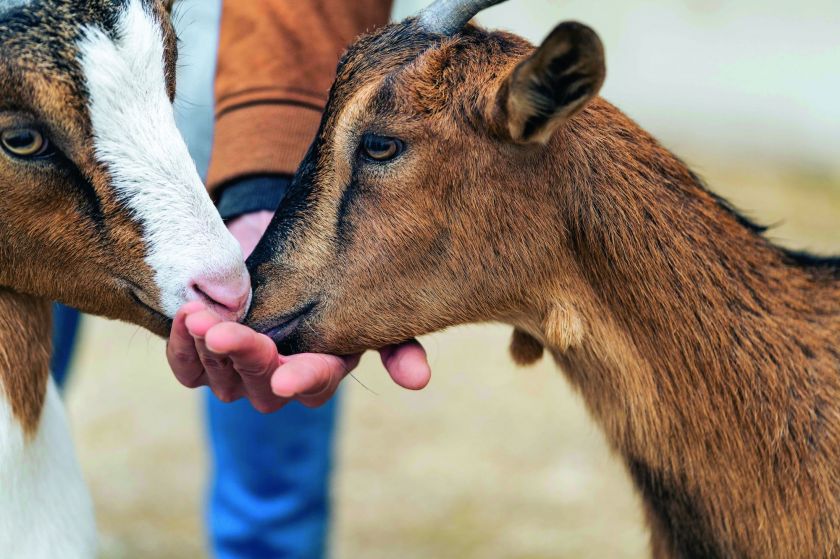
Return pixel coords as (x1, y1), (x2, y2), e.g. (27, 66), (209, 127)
(216, 174), (292, 221)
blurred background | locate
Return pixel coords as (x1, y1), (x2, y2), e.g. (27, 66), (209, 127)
(64, 1), (838, 557)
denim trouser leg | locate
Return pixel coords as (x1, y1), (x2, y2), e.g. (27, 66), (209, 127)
(205, 393), (340, 559)
(50, 303), (81, 389)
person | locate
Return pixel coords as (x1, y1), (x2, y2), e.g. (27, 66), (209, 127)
(167, 1), (432, 557)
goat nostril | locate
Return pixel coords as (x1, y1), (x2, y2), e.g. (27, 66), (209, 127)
(188, 273), (251, 321)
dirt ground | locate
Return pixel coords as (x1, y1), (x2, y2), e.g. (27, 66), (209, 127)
(66, 157), (839, 558)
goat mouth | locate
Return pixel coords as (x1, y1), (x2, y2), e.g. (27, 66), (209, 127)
(261, 302), (318, 346)
(128, 290), (169, 323)
(120, 279), (170, 324)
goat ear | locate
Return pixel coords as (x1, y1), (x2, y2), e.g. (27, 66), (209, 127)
(162, 0), (176, 13)
(497, 21), (605, 144)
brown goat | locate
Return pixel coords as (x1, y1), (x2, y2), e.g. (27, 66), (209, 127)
(244, 2), (840, 557)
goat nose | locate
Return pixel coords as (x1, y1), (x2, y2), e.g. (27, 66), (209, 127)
(188, 270), (252, 322)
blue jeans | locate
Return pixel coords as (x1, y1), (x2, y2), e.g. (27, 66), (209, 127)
(206, 396), (339, 558)
(51, 303), (81, 389)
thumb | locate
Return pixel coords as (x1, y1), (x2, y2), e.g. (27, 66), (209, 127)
(379, 340), (431, 390)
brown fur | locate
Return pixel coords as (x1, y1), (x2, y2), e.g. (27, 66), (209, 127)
(0, 0), (176, 434)
(0, 289), (51, 436)
(246, 17), (840, 557)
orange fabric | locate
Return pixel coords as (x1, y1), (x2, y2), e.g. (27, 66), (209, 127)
(207, 0), (393, 194)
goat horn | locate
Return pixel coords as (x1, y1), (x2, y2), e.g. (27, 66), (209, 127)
(418, 0), (508, 36)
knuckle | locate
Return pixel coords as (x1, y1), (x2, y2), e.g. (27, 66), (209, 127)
(300, 397), (327, 409)
(299, 376), (331, 399)
(181, 376), (205, 389)
(253, 401), (276, 414)
(203, 357), (230, 370)
(172, 350), (200, 366)
(238, 364), (269, 378)
(324, 353), (343, 369)
(314, 354), (348, 377)
(303, 377), (336, 400)
(214, 389), (235, 403)
(311, 382), (333, 398)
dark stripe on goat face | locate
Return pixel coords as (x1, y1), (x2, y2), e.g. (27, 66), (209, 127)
(331, 80), (403, 248)
(250, 21), (437, 271)
(335, 171), (357, 249)
(64, 155), (107, 235)
(247, 140), (322, 278)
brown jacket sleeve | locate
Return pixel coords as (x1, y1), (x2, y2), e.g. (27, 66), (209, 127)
(207, 0), (393, 194)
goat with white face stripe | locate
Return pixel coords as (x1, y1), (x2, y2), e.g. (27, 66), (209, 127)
(0, 0), (250, 332)
(0, 1), (249, 555)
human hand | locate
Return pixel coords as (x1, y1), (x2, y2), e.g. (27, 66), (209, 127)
(165, 210), (431, 411)
(166, 301), (430, 412)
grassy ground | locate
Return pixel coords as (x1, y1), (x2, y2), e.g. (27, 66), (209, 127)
(66, 158), (839, 558)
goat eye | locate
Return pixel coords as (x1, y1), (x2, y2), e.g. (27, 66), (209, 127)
(1, 128), (51, 158)
(361, 134), (403, 162)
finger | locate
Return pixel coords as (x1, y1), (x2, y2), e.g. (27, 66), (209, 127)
(246, 397), (289, 414)
(205, 322), (285, 412)
(204, 322), (282, 373)
(296, 355), (361, 408)
(296, 354), (359, 408)
(166, 303), (209, 389)
(187, 310), (243, 403)
(379, 339), (431, 390)
(271, 353), (360, 405)
(185, 308), (225, 339)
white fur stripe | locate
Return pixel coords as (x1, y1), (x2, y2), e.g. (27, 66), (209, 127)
(77, 0), (245, 316)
